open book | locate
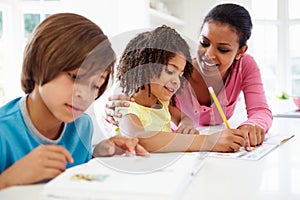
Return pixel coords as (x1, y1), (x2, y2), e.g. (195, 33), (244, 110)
(43, 152), (206, 200)
(208, 132), (295, 160)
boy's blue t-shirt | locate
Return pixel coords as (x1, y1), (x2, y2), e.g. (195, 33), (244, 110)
(0, 97), (93, 174)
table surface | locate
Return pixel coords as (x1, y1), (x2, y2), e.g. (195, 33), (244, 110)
(0, 117), (299, 200)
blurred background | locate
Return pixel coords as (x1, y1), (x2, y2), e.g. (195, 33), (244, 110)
(0, 0), (299, 108)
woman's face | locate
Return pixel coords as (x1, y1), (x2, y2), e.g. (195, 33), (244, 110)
(197, 21), (244, 77)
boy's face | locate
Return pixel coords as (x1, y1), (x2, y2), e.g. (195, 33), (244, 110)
(38, 68), (108, 122)
(150, 53), (186, 101)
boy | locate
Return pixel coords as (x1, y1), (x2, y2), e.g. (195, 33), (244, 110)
(0, 13), (147, 190)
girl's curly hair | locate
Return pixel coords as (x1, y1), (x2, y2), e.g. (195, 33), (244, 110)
(117, 25), (193, 105)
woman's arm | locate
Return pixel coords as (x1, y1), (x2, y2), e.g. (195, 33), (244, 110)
(240, 55), (273, 132)
(235, 55), (273, 146)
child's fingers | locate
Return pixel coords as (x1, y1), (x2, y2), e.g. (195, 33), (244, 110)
(232, 134), (246, 147)
(43, 168), (65, 180)
(231, 142), (242, 152)
(109, 135), (138, 154)
(104, 116), (119, 126)
(105, 106), (122, 118)
(92, 140), (115, 157)
(44, 158), (68, 171)
(105, 100), (130, 109)
(45, 145), (73, 164)
(124, 137), (139, 154)
(135, 144), (149, 156)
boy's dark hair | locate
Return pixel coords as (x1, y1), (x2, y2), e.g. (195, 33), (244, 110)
(117, 25), (193, 104)
(202, 3), (253, 48)
(21, 13), (115, 99)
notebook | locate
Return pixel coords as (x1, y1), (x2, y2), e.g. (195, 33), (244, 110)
(43, 152), (207, 200)
(208, 132), (295, 160)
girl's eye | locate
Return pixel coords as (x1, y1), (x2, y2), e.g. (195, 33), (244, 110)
(165, 68), (174, 75)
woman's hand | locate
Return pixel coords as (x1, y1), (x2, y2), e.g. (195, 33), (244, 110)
(0, 145), (73, 189)
(93, 135), (149, 157)
(238, 124), (265, 147)
(104, 94), (133, 126)
(175, 122), (199, 134)
(173, 112), (199, 134)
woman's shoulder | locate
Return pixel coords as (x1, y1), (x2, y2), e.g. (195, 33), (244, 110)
(233, 53), (259, 70)
(239, 53), (257, 65)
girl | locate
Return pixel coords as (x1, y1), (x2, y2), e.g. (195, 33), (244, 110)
(115, 25), (248, 152)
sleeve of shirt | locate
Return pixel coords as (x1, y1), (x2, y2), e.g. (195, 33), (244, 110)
(239, 54), (273, 132)
(115, 102), (142, 137)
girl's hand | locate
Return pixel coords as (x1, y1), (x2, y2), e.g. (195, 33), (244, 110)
(104, 94), (133, 126)
(93, 135), (149, 157)
(208, 129), (248, 152)
(238, 124), (265, 147)
(0, 145), (73, 189)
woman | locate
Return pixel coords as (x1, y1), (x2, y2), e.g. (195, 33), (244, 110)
(106, 3), (273, 148)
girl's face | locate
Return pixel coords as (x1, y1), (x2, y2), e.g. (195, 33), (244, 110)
(197, 21), (245, 77)
(39, 68), (108, 122)
(150, 53), (186, 101)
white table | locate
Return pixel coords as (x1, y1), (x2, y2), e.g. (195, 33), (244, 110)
(183, 117), (300, 200)
(1, 117), (299, 200)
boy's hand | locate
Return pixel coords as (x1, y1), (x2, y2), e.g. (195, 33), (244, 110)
(0, 145), (73, 189)
(93, 135), (149, 157)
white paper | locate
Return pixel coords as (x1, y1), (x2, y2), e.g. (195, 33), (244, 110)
(43, 152), (206, 200)
(208, 133), (294, 161)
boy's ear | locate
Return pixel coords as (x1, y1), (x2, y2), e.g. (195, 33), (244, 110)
(235, 45), (248, 60)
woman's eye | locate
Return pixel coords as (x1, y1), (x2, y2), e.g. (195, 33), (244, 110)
(199, 41), (209, 47)
(218, 48), (230, 53)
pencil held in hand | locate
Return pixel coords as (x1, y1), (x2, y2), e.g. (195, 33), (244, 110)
(208, 86), (231, 129)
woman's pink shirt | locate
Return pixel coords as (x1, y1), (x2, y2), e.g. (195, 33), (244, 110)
(175, 54), (273, 132)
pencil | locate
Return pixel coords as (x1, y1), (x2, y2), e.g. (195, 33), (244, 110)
(208, 86), (231, 129)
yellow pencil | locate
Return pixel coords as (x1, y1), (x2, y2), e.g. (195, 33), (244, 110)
(208, 86), (231, 129)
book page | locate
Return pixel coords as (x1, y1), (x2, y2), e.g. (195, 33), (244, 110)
(208, 132), (294, 161)
(43, 152), (206, 200)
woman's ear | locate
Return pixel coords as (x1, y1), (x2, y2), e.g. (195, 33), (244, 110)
(235, 45), (248, 60)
